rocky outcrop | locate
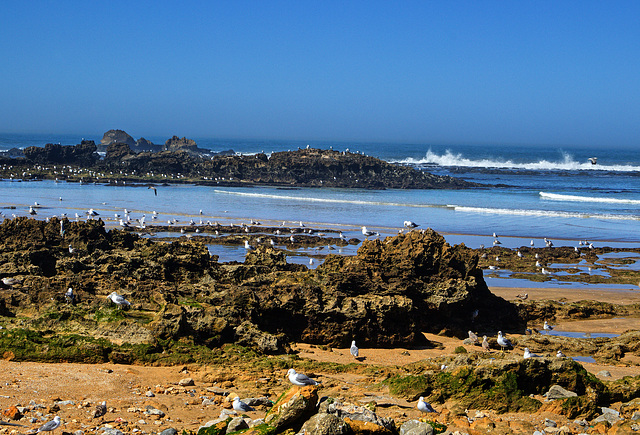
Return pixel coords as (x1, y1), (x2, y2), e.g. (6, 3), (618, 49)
(23, 141), (98, 166)
(101, 129), (135, 147)
(0, 219), (521, 351)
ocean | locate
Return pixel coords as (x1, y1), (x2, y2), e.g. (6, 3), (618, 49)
(1, 133), (639, 252)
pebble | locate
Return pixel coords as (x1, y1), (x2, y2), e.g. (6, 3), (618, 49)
(545, 418), (557, 427)
(160, 429), (178, 435)
(178, 378), (194, 386)
(597, 370), (612, 377)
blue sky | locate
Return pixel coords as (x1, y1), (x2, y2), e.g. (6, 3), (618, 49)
(1, 1), (639, 147)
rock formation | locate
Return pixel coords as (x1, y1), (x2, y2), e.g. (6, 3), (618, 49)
(23, 140), (98, 166)
(101, 129), (135, 147)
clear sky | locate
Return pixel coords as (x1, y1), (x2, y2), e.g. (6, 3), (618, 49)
(1, 1), (639, 147)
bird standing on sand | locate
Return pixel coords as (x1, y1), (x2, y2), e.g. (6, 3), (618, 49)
(482, 335), (490, 352)
(287, 368), (318, 386)
(497, 331), (512, 352)
(350, 340), (359, 358)
(37, 416), (60, 433)
(417, 397), (437, 414)
(232, 397), (255, 412)
(543, 321), (553, 330)
(468, 330), (479, 344)
(107, 292), (131, 309)
(93, 401), (107, 418)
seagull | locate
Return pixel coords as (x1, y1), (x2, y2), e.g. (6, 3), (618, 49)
(530, 240), (535, 247)
(232, 397), (255, 413)
(556, 350), (567, 358)
(244, 240), (253, 250)
(523, 348), (539, 359)
(535, 260), (542, 267)
(29, 206), (37, 215)
(588, 157), (598, 165)
(107, 292), (131, 309)
(87, 208), (99, 216)
(65, 287), (74, 304)
(309, 258), (314, 265)
(93, 401), (107, 418)
(350, 340), (359, 358)
(482, 335), (490, 352)
(37, 416), (60, 433)
(516, 293), (528, 300)
(517, 251), (523, 258)
(68, 245), (76, 255)
(497, 331), (512, 352)
(417, 397), (437, 414)
(361, 226), (377, 238)
(1, 277), (21, 288)
(287, 368), (318, 386)
(468, 330), (479, 344)
(148, 186), (157, 196)
(543, 321), (553, 330)
(404, 221), (419, 229)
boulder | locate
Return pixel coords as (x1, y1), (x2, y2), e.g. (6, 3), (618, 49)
(544, 385), (578, 400)
(400, 420), (434, 435)
(264, 385), (318, 431)
(23, 141), (98, 166)
(234, 321), (283, 354)
(300, 413), (350, 435)
(226, 416), (249, 432)
(101, 129), (135, 147)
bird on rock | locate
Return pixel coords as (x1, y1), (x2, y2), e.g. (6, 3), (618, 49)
(232, 397), (255, 412)
(287, 368), (319, 386)
(107, 292), (131, 309)
(482, 335), (490, 352)
(497, 331), (512, 352)
(468, 330), (479, 344)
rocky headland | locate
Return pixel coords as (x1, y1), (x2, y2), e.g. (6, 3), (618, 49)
(0, 132), (480, 189)
(1, 218), (639, 434)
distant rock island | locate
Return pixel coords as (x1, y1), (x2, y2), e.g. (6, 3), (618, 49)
(0, 129), (481, 189)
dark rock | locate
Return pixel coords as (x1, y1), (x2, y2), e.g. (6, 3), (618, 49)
(159, 429), (178, 435)
(23, 141), (98, 166)
(101, 129), (135, 147)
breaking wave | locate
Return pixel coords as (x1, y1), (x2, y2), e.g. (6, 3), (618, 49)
(540, 192), (640, 205)
(396, 149), (640, 172)
(451, 205), (639, 221)
(214, 189), (449, 209)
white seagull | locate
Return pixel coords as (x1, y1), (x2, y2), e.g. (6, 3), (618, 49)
(107, 292), (131, 309)
(361, 226), (378, 238)
(65, 287), (74, 303)
(556, 350), (567, 358)
(523, 348), (539, 359)
(37, 416), (61, 433)
(350, 340), (359, 358)
(287, 368), (318, 386)
(497, 331), (512, 352)
(232, 397), (255, 412)
(404, 220), (419, 228)
(468, 330), (479, 344)
(417, 397), (437, 414)
(543, 321), (554, 330)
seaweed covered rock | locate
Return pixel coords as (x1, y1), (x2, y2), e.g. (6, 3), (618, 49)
(23, 141), (98, 166)
(385, 357), (606, 413)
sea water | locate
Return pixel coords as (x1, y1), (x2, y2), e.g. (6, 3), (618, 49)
(1, 133), (639, 247)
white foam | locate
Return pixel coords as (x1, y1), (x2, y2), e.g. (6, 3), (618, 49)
(213, 189), (448, 209)
(396, 149), (640, 172)
(540, 192), (640, 205)
(451, 205), (639, 221)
